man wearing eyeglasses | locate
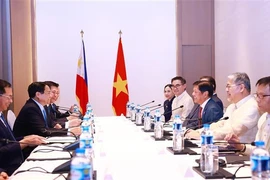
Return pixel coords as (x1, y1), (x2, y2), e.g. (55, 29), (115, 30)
(170, 76), (194, 120)
(185, 72), (260, 143)
(225, 76), (270, 154)
(0, 79), (45, 175)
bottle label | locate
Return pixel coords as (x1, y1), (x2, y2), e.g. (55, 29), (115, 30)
(70, 164), (91, 180)
(201, 135), (213, 145)
(80, 139), (92, 148)
(251, 156), (269, 172)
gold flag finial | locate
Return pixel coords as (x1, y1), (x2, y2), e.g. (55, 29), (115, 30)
(118, 30), (122, 38)
(80, 30), (84, 39)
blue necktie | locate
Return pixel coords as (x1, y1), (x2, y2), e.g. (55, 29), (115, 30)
(0, 114), (16, 141)
(1, 114), (24, 161)
(42, 109), (48, 128)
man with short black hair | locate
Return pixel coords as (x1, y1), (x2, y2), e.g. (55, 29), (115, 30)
(170, 76), (194, 120)
(184, 81), (223, 129)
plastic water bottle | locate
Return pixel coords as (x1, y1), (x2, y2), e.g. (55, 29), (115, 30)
(143, 107), (151, 130)
(73, 104), (80, 114)
(130, 103), (136, 121)
(70, 148), (92, 180)
(154, 110), (163, 139)
(173, 115), (184, 151)
(126, 102), (131, 118)
(80, 125), (94, 177)
(251, 141), (270, 179)
(200, 124), (214, 174)
(135, 105), (142, 125)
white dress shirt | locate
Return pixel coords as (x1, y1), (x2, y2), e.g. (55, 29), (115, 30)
(244, 113), (270, 155)
(209, 95), (260, 142)
(171, 90), (194, 120)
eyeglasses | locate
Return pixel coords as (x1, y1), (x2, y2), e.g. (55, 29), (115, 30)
(0, 94), (13, 101)
(172, 84), (182, 88)
(226, 84), (242, 89)
(254, 93), (270, 99)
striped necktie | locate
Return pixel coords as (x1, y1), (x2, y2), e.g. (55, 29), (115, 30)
(0, 114), (16, 141)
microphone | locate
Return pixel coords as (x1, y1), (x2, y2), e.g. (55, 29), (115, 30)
(41, 128), (78, 140)
(185, 116), (229, 130)
(183, 116), (229, 137)
(141, 100), (155, 107)
(57, 106), (70, 111)
(150, 105), (164, 112)
(214, 141), (255, 146)
(0, 138), (42, 146)
(143, 104), (161, 110)
(162, 105), (184, 116)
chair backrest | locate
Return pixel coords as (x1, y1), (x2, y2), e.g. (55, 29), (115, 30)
(7, 110), (16, 130)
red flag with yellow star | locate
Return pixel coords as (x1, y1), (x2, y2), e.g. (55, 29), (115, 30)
(112, 36), (129, 116)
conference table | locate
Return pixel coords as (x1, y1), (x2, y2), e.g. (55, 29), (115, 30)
(10, 116), (251, 180)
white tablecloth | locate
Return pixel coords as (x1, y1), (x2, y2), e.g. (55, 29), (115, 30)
(10, 116), (251, 180)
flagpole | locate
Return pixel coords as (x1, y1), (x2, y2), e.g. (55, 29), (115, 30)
(118, 30), (122, 38)
(80, 30), (84, 39)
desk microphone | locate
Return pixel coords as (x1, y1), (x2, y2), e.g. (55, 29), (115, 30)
(150, 105), (164, 112)
(57, 106), (70, 111)
(162, 105), (184, 116)
(41, 128), (78, 140)
(183, 116), (229, 137)
(141, 100), (155, 107)
(186, 116), (229, 130)
(214, 141), (255, 146)
(0, 138), (43, 146)
(143, 104), (161, 110)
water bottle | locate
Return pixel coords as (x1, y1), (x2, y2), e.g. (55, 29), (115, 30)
(126, 102), (131, 118)
(135, 105), (142, 125)
(73, 104), (80, 114)
(143, 107), (151, 130)
(130, 103), (136, 121)
(251, 141), (270, 179)
(173, 115), (184, 151)
(200, 124), (214, 174)
(80, 125), (94, 177)
(154, 110), (163, 139)
(86, 102), (92, 112)
(70, 148), (92, 180)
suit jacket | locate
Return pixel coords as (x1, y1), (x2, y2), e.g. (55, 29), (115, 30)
(47, 104), (67, 127)
(163, 96), (175, 122)
(185, 98), (223, 130)
(13, 99), (67, 138)
(52, 103), (70, 119)
(0, 115), (24, 175)
(212, 94), (224, 111)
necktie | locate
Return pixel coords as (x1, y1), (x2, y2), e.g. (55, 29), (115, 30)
(0, 114), (16, 141)
(42, 109), (48, 128)
(198, 107), (203, 127)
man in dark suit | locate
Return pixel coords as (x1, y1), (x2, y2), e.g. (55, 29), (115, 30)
(184, 76), (224, 123)
(184, 81), (223, 129)
(13, 82), (66, 138)
(0, 79), (45, 175)
(200, 76), (223, 110)
(44, 81), (81, 128)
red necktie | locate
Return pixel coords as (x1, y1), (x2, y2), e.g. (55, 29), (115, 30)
(198, 107), (203, 128)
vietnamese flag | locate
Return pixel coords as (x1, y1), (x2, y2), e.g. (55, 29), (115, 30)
(112, 34), (129, 116)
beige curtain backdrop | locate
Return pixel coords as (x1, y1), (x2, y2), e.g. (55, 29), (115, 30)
(10, 0), (37, 115)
